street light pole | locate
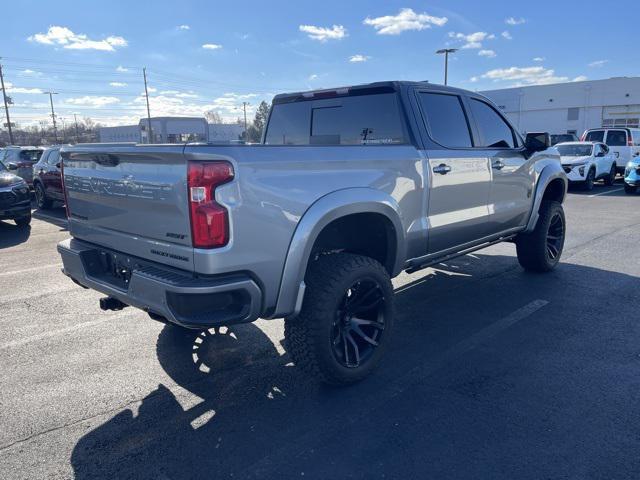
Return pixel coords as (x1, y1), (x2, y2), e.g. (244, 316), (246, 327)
(435, 48), (458, 86)
(44, 91), (59, 143)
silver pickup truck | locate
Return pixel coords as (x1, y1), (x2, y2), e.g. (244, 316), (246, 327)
(58, 81), (567, 385)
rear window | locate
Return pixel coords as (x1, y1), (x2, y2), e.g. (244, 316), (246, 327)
(584, 130), (605, 143)
(606, 130), (627, 146)
(19, 150), (42, 162)
(265, 93), (407, 145)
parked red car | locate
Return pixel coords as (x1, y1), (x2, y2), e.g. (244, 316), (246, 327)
(32, 145), (65, 209)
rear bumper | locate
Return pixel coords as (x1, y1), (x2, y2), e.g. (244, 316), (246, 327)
(57, 238), (263, 329)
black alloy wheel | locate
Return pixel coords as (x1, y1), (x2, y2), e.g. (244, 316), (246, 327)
(331, 278), (386, 368)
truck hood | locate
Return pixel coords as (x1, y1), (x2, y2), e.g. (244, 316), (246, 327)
(560, 155), (591, 166)
(0, 172), (24, 188)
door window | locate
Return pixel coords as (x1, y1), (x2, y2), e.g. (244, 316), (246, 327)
(417, 92), (472, 148)
(48, 150), (60, 166)
(584, 130), (605, 142)
(606, 130), (627, 146)
(469, 98), (516, 148)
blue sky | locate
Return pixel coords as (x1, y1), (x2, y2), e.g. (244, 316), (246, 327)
(2, 0), (638, 126)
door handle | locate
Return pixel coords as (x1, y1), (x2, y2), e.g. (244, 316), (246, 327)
(492, 160), (505, 170)
(432, 163), (451, 175)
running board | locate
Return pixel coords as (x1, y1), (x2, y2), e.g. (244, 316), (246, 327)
(405, 234), (517, 274)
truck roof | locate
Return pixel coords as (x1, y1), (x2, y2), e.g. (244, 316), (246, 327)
(272, 80), (473, 104)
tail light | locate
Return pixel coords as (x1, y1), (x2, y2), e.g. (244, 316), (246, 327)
(628, 137), (633, 147)
(187, 161), (234, 248)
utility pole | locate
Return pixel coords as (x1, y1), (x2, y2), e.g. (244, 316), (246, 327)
(143, 67), (153, 144)
(44, 91), (59, 143)
(242, 102), (249, 135)
(73, 113), (80, 143)
(0, 60), (14, 144)
(435, 48), (457, 86)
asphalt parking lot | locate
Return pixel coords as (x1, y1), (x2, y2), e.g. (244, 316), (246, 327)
(0, 182), (639, 479)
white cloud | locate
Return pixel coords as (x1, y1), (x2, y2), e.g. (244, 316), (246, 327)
(588, 60), (608, 68)
(4, 82), (43, 94)
(116, 65), (129, 72)
(482, 66), (569, 86)
(505, 17), (526, 25)
(501, 31), (512, 40)
(573, 75), (588, 82)
(28, 26), (127, 51)
(449, 31), (494, 49)
(470, 76), (479, 83)
(202, 43), (222, 50)
(177, 25), (190, 30)
(478, 49), (496, 58)
(349, 54), (370, 63)
(21, 69), (42, 76)
(66, 96), (121, 107)
(109, 82), (127, 87)
(308, 74), (319, 80)
(533, 57), (545, 62)
(363, 8), (447, 35)
(299, 24), (347, 42)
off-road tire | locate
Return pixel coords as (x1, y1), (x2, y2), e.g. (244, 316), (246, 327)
(284, 252), (394, 386)
(625, 183), (637, 194)
(516, 201), (565, 273)
(35, 182), (53, 209)
(15, 215), (32, 227)
(603, 164), (616, 186)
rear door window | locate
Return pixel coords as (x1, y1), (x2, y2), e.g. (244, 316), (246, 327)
(584, 130), (605, 142)
(47, 150), (61, 165)
(606, 129), (627, 146)
(469, 98), (516, 148)
(417, 92), (472, 148)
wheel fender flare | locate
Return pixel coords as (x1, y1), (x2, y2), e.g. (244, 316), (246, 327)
(525, 163), (568, 233)
(270, 188), (406, 318)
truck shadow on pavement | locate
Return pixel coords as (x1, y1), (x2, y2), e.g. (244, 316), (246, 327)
(70, 254), (640, 479)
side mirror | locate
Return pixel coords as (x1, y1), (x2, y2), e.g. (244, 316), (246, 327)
(595, 151), (605, 158)
(524, 132), (551, 152)
(6, 162), (17, 171)
(55, 162), (61, 169)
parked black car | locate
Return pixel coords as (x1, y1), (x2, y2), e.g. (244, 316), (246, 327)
(0, 161), (32, 227)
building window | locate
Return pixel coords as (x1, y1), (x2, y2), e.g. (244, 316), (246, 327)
(567, 107), (580, 121)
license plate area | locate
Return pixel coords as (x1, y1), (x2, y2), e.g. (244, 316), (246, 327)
(81, 249), (138, 291)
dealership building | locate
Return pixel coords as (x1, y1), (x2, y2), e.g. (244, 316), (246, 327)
(481, 76), (640, 136)
(99, 117), (244, 143)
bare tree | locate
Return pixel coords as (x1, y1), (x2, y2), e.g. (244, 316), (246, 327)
(204, 110), (223, 124)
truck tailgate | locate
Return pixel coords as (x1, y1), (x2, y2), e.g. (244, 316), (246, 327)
(62, 145), (195, 271)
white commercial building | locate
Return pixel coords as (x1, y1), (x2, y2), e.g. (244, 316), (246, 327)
(98, 125), (140, 143)
(99, 117), (245, 143)
(481, 77), (640, 136)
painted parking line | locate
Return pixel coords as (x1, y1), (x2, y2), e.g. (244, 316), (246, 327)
(0, 263), (62, 277)
(0, 310), (138, 351)
(587, 187), (624, 198)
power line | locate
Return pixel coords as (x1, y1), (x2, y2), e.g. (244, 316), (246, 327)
(0, 59), (15, 143)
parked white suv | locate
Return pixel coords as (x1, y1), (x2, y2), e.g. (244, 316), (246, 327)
(582, 128), (640, 174)
(557, 142), (617, 190)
